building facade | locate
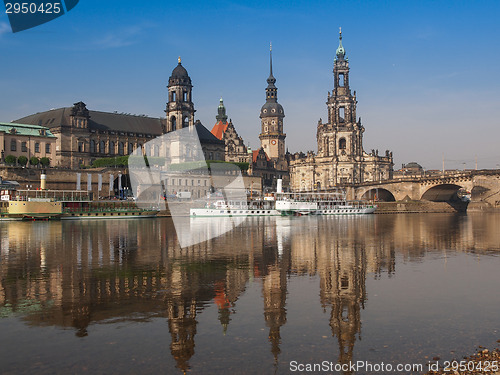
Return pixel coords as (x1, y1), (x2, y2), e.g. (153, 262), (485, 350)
(0, 122), (57, 165)
(210, 98), (249, 163)
(289, 30), (393, 191)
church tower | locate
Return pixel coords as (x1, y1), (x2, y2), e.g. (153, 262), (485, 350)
(259, 44), (286, 160)
(320, 28), (364, 160)
(165, 57), (196, 132)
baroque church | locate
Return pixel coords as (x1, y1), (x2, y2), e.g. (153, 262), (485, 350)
(289, 30), (393, 191)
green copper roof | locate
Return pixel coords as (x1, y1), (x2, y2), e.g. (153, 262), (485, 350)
(0, 122), (56, 138)
(335, 27), (347, 61)
(216, 97), (228, 123)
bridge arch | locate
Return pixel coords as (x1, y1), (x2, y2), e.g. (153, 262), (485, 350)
(360, 188), (396, 202)
(421, 183), (464, 202)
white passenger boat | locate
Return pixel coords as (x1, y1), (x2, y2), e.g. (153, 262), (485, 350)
(190, 193), (376, 217)
(275, 192), (377, 216)
(190, 198), (280, 217)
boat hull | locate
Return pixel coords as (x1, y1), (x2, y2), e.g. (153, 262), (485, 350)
(190, 208), (280, 217)
(61, 210), (159, 220)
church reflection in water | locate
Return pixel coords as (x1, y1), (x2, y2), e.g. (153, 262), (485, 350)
(0, 213), (498, 372)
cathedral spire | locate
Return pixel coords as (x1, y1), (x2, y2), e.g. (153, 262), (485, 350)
(266, 43), (277, 102)
(269, 42), (273, 78)
(335, 27), (347, 61)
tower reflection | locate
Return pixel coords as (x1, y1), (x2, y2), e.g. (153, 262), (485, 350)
(0, 213), (497, 372)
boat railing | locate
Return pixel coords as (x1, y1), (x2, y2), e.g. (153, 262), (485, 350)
(15, 190), (93, 202)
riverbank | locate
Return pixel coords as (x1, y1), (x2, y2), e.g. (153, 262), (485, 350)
(425, 347), (499, 375)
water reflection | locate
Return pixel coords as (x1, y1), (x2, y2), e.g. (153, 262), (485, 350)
(0, 214), (499, 373)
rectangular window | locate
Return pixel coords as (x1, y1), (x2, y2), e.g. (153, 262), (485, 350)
(45, 143), (51, 153)
(35, 143), (40, 153)
(10, 140), (16, 151)
(339, 107), (345, 122)
(21, 142), (27, 152)
(339, 73), (345, 87)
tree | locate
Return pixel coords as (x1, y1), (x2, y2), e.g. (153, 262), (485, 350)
(17, 155), (28, 166)
(40, 157), (50, 167)
(5, 155), (16, 165)
(30, 156), (39, 166)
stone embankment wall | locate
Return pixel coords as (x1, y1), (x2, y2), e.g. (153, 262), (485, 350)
(375, 201), (460, 214)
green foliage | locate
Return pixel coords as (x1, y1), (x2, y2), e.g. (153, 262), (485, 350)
(5, 155), (16, 165)
(29, 156), (39, 166)
(40, 157), (50, 167)
(17, 155), (28, 166)
(206, 160), (249, 172)
(91, 156), (129, 168)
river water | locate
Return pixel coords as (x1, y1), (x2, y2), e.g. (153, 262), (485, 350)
(0, 213), (499, 374)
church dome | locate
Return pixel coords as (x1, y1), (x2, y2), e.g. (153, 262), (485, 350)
(260, 102), (285, 118)
(405, 162), (422, 168)
(169, 58), (192, 86)
(171, 63), (188, 79)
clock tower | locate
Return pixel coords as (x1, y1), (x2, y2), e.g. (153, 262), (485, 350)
(259, 44), (286, 160)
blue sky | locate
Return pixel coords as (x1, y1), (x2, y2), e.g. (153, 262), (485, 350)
(1, 0), (500, 170)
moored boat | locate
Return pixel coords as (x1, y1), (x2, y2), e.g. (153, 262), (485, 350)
(190, 198), (280, 217)
(1, 188), (158, 221)
(189, 190), (376, 217)
(275, 192), (377, 215)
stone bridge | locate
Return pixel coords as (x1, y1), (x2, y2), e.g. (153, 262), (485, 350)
(346, 170), (500, 208)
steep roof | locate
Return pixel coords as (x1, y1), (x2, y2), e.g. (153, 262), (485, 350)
(210, 120), (228, 140)
(252, 148), (270, 163)
(13, 107), (164, 135)
(194, 121), (224, 145)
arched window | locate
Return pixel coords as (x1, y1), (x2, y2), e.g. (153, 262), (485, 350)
(183, 116), (189, 128)
(183, 91), (187, 101)
(339, 107), (345, 122)
(128, 143), (134, 154)
(339, 138), (346, 150)
(171, 116), (176, 131)
(109, 141), (115, 155)
(118, 142), (124, 155)
(171, 91), (176, 101)
(339, 73), (345, 87)
(90, 140), (96, 154)
(99, 141), (106, 154)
